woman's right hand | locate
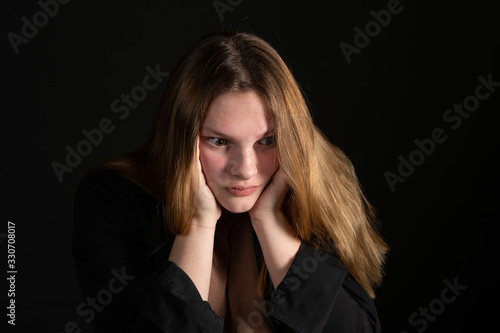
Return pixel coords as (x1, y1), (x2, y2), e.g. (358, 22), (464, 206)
(168, 137), (220, 301)
(192, 136), (221, 226)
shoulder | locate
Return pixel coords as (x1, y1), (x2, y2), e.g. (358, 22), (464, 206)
(73, 169), (167, 254)
(74, 169), (161, 228)
(76, 169), (145, 197)
(75, 170), (151, 207)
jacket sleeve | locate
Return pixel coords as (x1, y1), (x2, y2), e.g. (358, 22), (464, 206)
(266, 243), (381, 333)
(72, 171), (223, 332)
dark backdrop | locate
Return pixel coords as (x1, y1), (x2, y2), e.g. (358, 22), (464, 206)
(2, 0), (498, 332)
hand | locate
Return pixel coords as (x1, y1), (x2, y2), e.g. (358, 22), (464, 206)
(192, 137), (221, 226)
(249, 167), (287, 224)
(169, 137), (219, 301)
(248, 168), (300, 288)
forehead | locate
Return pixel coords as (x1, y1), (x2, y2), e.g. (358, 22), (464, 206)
(202, 90), (273, 136)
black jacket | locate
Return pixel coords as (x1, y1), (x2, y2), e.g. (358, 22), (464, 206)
(72, 170), (381, 332)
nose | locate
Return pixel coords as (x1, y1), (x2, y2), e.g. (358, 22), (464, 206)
(229, 149), (258, 180)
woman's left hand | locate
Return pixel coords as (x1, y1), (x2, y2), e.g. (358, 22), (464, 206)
(249, 167), (301, 288)
(249, 167), (287, 224)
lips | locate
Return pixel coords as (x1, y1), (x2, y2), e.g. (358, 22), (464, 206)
(225, 185), (259, 197)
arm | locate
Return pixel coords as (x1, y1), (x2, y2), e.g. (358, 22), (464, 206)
(72, 170), (222, 332)
(251, 211), (301, 289)
(167, 223), (216, 301)
(168, 140), (221, 300)
(249, 169), (381, 332)
(266, 244), (381, 333)
(249, 168), (301, 288)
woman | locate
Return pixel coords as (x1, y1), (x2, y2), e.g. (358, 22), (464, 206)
(73, 31), (388, 332)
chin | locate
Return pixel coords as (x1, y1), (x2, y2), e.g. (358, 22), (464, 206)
(218, 196), (257, 214)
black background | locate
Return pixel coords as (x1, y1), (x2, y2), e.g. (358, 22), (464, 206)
(2, 0), (499, 332)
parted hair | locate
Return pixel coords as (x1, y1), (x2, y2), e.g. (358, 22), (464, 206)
(93, 31), (388, 298)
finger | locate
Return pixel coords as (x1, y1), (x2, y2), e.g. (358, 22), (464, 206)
(196, 135), (200, 160)
(270, 167), (284, 187)
(196, 137), (204, 183)
(197, 136), (210, 189)
(271, 168), (288, 202)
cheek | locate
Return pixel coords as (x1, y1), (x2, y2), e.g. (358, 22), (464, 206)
(199, 149), (227, 184)
(259, 151), (279, 179)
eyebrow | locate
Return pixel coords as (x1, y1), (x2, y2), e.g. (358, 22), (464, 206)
(201, 127), (274, 140)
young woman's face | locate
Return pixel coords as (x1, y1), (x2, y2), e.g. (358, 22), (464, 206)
(199, 90), (278, 213)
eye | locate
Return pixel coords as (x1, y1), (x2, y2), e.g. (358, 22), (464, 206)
(208, 137), (228, 147)
(259, 136), (275, 146)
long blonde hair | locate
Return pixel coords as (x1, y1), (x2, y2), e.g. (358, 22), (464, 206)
(92, 31), (388, 298)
